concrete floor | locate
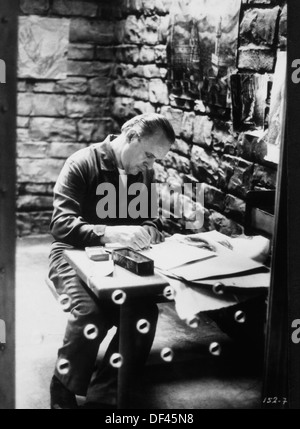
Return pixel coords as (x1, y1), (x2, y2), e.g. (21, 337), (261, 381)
(16, 235), (264, 409)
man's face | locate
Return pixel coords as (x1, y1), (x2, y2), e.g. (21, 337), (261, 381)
(121, 129), (171, 175)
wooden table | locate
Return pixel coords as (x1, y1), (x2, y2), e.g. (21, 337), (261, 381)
(64, 249), (270, 408)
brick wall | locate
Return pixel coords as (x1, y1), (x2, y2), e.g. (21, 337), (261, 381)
(16, 0), (287, 237)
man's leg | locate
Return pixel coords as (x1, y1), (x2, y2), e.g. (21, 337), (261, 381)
(85, 299), (158, 407)
(49, 249), (118, 406)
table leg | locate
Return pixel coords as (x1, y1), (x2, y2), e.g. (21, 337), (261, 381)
(117, 301), (138, 409)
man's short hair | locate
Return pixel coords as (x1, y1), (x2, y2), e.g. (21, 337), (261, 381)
(121, 113), (176, 144)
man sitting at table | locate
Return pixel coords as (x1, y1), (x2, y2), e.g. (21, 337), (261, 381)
(49, 113), (175, 409)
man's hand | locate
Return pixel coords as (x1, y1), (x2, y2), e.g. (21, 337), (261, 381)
(103, 225), (151, 250)
(143, 225), (165, 244)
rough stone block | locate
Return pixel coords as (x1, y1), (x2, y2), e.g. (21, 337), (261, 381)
(211, 121), (237, 154)
(55, 77), (89, 94)
(17, 128), (31, 143)
(17, 93), (33, 116)
(154, 45), (167, 64)
(20, 0), (49, 14)
(95, 46), (116, 61)
(17, 211), (52, 236)
(89, 77), (114, 96)
(170, 139), (191, 157)
(142, 0), (167, 15)
(30, 118), (77, 141)
(141, 65), (165, 79)
(18, 81), (27, 92)
(17, 183), (54, 196)
(33, 78), (88, 95)
(78, 118), (119, 142)
(224, 194), (246, 223)
(140, 46), (156, 64)
(70, 19), (115, 45)
(32, 82), (56, 93)
(123, 15), (160, 45)
(181, 112), (195, 141)
(52, 0), (98, 17)
(203, 184), (225, 212)
(66, 96), (110, 118)
(153, 162), (168, 183)
(209, 211), (244, 237)
(49, 142), (87, 158)
(98, 3), (122, 20)
(252, 164), (277, 188)
(162, 152), (190, 174)
(114, 21), (126, 45)
(17, 195), (53, 211)
(158, 15), (169, 44)
(119, 0), (143, 15)
(17, 142), (48, 159)
(166, 168), (184, 187)
(122, 15), (143, 44)
(133, 101), (156, 115)
(112, 97), (136, 118)
(278, 4), (287, 50)
(115, 78), (150, 101)
(68, 61), (114, 77)
(237, 131), (268, 162)
(115, 46), (140, 64)
(160, 106), (183, 136)
(17, 117), (30, 128)
(68, 44), (95, 60)
(223, 155), (254, 198)
(149, 79), (169, 105)
(17, 158), (65, 183)
(238, 47), (276, 72)
(191, 146), (220, 187)
(18, 93), (66, 117)
(240, 7), (280, 46)
(193, 115), (213, 147)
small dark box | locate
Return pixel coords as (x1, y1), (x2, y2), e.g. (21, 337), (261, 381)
(112, 248), (154, 276)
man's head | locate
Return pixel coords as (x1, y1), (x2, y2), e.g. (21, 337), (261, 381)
(119, 113), (175, 175)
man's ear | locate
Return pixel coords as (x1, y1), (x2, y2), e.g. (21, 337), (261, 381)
(126, 128), (139, 144)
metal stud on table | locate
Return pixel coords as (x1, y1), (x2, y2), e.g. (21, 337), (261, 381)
(163, 285), (175, 300)
(209, 342), (222, 356)
(160, 347), (174, 362)
(212, 282), (225, 295)
(110, 353), (123, 368)
(57, 359), (70, 375)
(112, 290), (127, 305)
(83, 324), (99, 340)
(136, 319), (151, 334)
(187, 316), (200, 329)
(234, 310), (246, 324)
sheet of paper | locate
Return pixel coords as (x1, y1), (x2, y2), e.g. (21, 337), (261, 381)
(140, 239), (216, 271)
(170, 252), (265, 281)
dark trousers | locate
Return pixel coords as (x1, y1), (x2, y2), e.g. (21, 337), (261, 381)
(49, 243), (158, 405)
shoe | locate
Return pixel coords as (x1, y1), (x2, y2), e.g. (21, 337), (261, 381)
(50, 375), (78, 409)
(80, 402), (116, 409)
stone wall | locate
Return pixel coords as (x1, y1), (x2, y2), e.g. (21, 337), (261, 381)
(17, 0), (120, 235)
(17, 0), (287, 237)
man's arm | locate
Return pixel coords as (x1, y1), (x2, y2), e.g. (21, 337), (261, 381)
(50, 158), (152, 249)
(50, 159), (101, 248)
